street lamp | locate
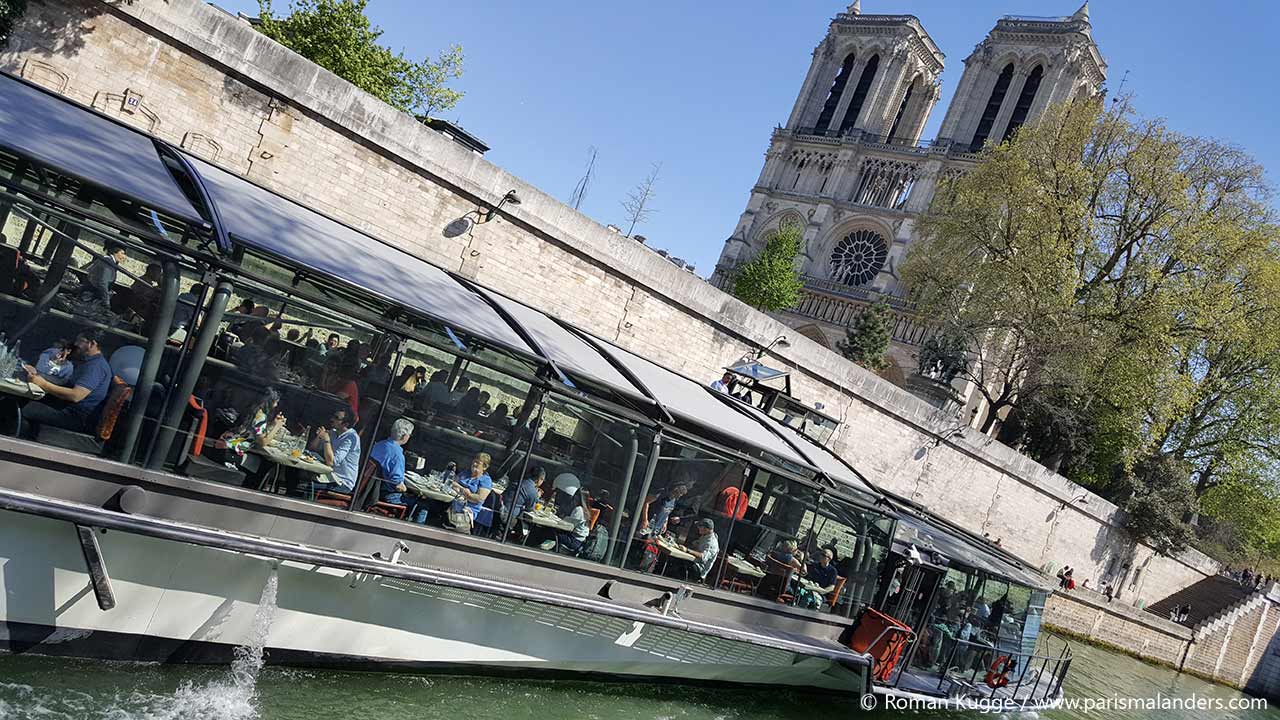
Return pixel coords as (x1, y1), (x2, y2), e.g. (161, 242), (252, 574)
(755, 334), (790, 359)
(481, 189), (521, 223)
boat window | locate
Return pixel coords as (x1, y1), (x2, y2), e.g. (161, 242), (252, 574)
(513, 392), (654, 565)
(623, 438), (738, 581)
(146, 261), (385, 496)
(363, 335), (536, 529)
(0, 193), (184, 461)
(801, 493), (895, 617)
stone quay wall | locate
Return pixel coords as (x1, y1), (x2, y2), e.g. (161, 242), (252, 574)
(1045, 588), (1280, 696)
(2, 0), (1219, 604)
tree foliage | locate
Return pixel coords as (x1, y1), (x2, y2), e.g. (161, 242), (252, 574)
(258, 0), (463, 117)
(732, 222), (804, 312)
(1110, 455), (1197, 555)
(902, 96), (1280, 553)
(838, 300), (893, 372)
(0, 0), (27, 44)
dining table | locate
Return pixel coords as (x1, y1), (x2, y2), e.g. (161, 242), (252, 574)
(250, 445), (333, 495)
(404, 471), (459, 502)
(0, 377), (46, 436)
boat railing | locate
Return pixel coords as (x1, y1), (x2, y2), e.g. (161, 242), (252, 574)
(924, 634), (1072, 704)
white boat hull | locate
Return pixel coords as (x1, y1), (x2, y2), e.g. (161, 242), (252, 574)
(0, 508), (867, 693)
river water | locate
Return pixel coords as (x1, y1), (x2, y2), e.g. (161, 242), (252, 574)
(0, 638), (1275, 720)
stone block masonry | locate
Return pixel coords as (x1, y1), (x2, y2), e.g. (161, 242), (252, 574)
(0, 0), (1217, 604)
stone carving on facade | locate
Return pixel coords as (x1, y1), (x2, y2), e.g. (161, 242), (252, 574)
(852, 156), (919, 209)
(180, 132), (223, 163)
(19, 59), (68, 93)
(91, 90), (160, 133)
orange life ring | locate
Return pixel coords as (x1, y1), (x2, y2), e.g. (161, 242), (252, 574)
(984, 655), (1013, 688)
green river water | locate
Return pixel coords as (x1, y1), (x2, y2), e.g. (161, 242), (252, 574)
(0, 639), (1274, 720)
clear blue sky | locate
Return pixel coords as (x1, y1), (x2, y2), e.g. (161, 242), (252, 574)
(216, 1), (1279, 275)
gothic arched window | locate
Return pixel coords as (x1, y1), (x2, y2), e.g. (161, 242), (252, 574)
(887, 77), (917, 142)
(968, 62), (1015, 152)
(837, 54), (880, 136)
(1001, 64), (1044, 142)
(814, 53), (856, 135)
(828, 229), (889, 286)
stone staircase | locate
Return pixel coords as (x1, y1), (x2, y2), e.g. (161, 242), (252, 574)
(1147, 576), (1272, 635)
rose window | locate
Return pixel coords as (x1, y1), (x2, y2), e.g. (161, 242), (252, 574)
(828, 229), (888, 286)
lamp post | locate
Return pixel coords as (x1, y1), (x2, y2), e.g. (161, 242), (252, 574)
(755, 334), (790, 360)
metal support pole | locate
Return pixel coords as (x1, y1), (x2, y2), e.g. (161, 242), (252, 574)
(500, 400), (544, 543)
(117, 259), (179, 464)
(605, 429), (639, 555)
(615, 433), (663, 567)
(147, 280), (232, 469)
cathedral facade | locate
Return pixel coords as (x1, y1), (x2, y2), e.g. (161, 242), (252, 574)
(711, 2), (1105, 411)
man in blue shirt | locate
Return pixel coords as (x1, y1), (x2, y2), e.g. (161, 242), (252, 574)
(20, 328), (113, 435)
(806, 548), (840, 595)
(371, 417), (423, 520)
(302, 408), (360, 495)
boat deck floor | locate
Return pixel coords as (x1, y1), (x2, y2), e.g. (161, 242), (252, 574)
(886, 665), (1058, 705)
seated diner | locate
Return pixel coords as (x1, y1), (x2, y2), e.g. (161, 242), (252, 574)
(14, 328), (112, 436)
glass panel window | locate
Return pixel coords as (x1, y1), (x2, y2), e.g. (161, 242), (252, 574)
(368, 337), (535, 530)
(0, 196), (182, 466)
(512, 392), (654, 565)
(623, 439), (737, 584)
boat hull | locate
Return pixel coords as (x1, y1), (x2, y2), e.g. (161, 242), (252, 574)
(0, 508), (868, 693)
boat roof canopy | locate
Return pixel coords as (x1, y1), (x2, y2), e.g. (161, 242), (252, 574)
(894, 513), (1051, 591)
(0, 73), (206, 225)
(186, 153), (536, 356)
(2, 69), (899, 511)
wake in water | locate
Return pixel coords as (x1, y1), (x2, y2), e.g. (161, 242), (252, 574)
(106, 566), (280, 720)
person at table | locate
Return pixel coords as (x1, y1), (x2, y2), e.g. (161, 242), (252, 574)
(639, 482), (688, 537)
(767, 539), (804, 573)
(124, 262), (163, 322)
(321, 333), (341, 356)
(372, 417), (425, 520)
(447, 376), (472, 406)
(16, 329), (112, 435)
(709, 371), (734, 394)
(415, 369), (450, 410)
(455, 386), (483, 417)
(78, 241), (127, 308)
(449, 452), (494, 523)
(222, 388), (287, 454)
(673, 518), (720, 582)
(302, 407), (360, 497)
(805, 548), (840, 596)
(327, 357), (361, 420)
(542, 477), (590, 553)
(226, 298), (257, 337)
(35, 338), (75, 387)
(502, 466), (545, 537)
(488, 403), (511, 428)
(172, 282), (204, 332)
(394, 365), (420, 395)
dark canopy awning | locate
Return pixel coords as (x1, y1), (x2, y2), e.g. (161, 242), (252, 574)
(894, 514), (1051, 590)
(0, 73), (204, 225)
(596, 340), (811, 469)
(186, 154), (536, 356)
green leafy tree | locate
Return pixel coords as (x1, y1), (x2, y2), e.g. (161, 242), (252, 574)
(1201, 473), (1280, 567)
(1107, 454), (1198, 554)
(258, 0), (463, 117)
(0, 0), (27, 44)
(837, 300), (893, 372)
(732, 223), (804, 312)
(904, 95), (1278, 473)
(916, 329), (968, 383)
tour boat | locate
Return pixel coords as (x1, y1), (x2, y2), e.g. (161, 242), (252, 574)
(0, 70), (1068, 710)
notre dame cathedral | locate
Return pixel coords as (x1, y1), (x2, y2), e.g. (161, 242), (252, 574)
(711, 2), (1105, 416)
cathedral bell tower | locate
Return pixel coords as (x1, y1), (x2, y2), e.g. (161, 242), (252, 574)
(713, 2), (944, 289)
(936, 2), (1106, 152)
